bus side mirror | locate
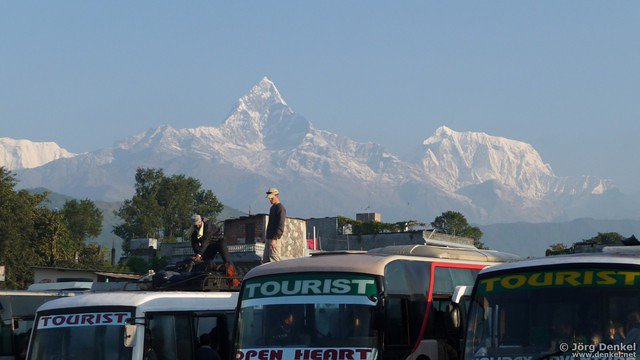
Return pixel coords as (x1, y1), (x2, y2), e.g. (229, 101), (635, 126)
(372, 295), (386, 330)
(124, 324), (137, 348)
(448, 303), (461, 331)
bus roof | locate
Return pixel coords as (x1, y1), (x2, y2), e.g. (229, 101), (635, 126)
(36, 291), (238, 314)
(1, 291), (72, 318)
(480, 250), (640, 275)
(244, 245), (519, 280)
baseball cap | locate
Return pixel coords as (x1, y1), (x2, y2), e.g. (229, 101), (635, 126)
(192, 214), (203, 226)
(266, 188), (279, 199)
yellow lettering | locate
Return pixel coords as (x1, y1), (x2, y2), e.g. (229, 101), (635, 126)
(596, 271), (617, 285)
(528, 272), (553, 287)
(480, 278), (501, 292)
(556, 271), (581, 286)
(617, 271), (640, 286)
(583, 271), (594, 285)
(501, 275), (527, 289)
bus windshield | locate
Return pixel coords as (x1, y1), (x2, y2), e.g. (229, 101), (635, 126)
(236, 273), (380, 360)
(465, 267), (640, 360)
(28, 309), (133, 360)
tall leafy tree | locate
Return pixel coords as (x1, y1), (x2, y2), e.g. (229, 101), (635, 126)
(113, 168), (165, 250)
(61, 199), (104, 245)
(584, 232), (624, 245)
(114, 168), (224, 253)
(1, 168), (114, 288)
(431, 211), (486, 249)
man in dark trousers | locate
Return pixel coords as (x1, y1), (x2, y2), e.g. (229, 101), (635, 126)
(264, 188), (286, 263)
(191, 214), (231, 270)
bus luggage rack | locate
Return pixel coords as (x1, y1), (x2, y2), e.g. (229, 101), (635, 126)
(150, 271), (241, 292)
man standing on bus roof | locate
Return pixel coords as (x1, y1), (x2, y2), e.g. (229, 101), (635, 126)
(191, 214), (231, 270)
(264, 187), (286, 263)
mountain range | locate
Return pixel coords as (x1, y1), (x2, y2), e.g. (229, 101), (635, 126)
(7, 77), (639, 224)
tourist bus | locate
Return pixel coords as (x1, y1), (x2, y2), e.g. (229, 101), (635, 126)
(1, 291), (77, 360)
(463, 246), (640, 360)
(233, 243), (519, 360)
(27, 291), (238, 360)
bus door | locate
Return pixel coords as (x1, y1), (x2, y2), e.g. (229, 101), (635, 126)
(193, 311), (235, 360)
(412, 263), (484, 360)
(145, 311), (234, 360)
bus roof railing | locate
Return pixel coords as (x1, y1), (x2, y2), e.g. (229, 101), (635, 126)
(368, 244), (521, 263)
(310, 250), (368, 257)
(423, 238), (477, 249)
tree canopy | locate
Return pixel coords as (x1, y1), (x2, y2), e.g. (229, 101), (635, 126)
(336, 216), (423, 235)
(546, 232), (626, 256)
(431, 211), (486, 248)
(0, 167), (109, 289)
(113, 168), (224, 253)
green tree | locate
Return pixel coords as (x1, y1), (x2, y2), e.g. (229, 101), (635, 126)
(113, 168), (165, 251)
(546, 243), (572, 256)
(61, 199), (104, 245)
(431, 211), (486, 249)
(583, 232), (624, 245)
(337, 217), (424, 235)
(0, 168), (112, 288)
(114, 168), (224, 253)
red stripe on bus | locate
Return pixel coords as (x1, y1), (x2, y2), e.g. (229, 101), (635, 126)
(411, 262), (487, 353)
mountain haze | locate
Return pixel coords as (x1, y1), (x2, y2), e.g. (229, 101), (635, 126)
(15, 77), (620, 224)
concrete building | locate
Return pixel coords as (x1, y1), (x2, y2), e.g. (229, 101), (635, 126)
(356, 212), (381, 222)
(306, 217), (341, 250)
(128, 238), (159, 262)
(32, 266), (141, 284)
(224, 214), (308, 259)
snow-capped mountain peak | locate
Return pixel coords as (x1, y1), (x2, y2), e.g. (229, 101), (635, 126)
(13, 78), (617, 224)
(220, 76), (310, 150)
(416, 127), (557, 198)
(0, 137), (76, 170)
(232, 76), (287, 117)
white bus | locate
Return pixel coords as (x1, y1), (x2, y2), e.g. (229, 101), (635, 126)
(464, 247), (640, 360)
(233, 244), (519, 360)
(1, 291), (74, 360)
(27, 291), (238, 360)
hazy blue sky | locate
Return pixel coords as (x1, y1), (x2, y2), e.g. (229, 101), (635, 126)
(1, 2), (639, 192)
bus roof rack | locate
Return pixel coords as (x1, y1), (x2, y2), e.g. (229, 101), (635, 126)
(369, 244), (521, 263)
(310, 250), (368, 257)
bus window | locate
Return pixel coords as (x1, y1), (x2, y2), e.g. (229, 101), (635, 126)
(465, 267), (640, 359)
(236, 273), (379, 359)
(383, 261), (430, 357)
(433, 267), (479, 295)
(29, 311), (132, 360)
(147, 314), (193, 360)
(194, 313), (233, 360)
(1, 318), (12, 356)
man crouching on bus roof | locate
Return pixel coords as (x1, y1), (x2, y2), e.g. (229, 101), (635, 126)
(191, 214), (232, 271)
